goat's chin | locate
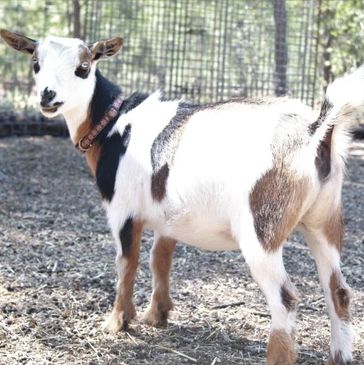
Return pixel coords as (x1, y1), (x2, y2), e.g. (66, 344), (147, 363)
(40, 108), (62, 119)
(40, 111), (59, 118)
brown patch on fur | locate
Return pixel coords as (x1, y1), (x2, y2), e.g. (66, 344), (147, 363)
(324, 208), (344, 251)
(85, 143), (102, 176)
(144, 237), (176, 327)
(281, 280), (299, 312)
(110, 220), (143, 331)
(330, 270), (350, 321)
(316, 126), (333, 181)
(249, 166), (308, 251)
(74, 108), (103, 177)
(90, 37), (123, 61)
(151, 163), (169, 201)
(0, 30), (36, 54)
(267, 329), (296, 365)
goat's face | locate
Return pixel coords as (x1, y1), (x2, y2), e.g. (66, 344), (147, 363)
(0, 30), (123, 119)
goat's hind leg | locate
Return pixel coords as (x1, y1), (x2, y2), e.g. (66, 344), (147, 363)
(143, 234), (176, 327)
(301, 210), (352, 365)
(103, 219), (143, 333)
(238, 225), (299, 365)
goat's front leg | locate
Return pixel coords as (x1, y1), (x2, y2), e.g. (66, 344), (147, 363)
(103, 218), (143, 333)
(143, 234), (176, 327)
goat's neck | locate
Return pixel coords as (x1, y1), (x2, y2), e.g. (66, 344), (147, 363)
(63, 101), (91, 144)
(65, 69), (121, 145)
(86, 69), (121, 140)
(69, 69), (122, 176)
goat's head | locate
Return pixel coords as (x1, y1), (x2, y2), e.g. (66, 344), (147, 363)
(0, 30), (123, 121)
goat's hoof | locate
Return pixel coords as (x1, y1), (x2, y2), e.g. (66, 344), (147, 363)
(327, 352), (352, 365)
(102, 307), (136, 333)
(266, 329), (296, 365)
(143, 307), (169, 328)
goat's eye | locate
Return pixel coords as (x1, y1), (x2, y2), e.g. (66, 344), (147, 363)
(32, 56), (40, 74)
(81, 61), (89, 69)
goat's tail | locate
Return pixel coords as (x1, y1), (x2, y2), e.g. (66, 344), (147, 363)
(309, 65), (364, 172)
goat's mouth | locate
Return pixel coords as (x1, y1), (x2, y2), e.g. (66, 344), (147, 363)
(41, 102), (64, 114)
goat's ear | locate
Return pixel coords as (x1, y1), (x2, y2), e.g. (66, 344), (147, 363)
(0, 29), (37, 55)
(90, 37), (123, 61)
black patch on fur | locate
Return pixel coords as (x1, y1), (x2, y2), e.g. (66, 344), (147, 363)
(353, 124), (364, 139)
(33, 62), (40, 74)
(308, 98), (333, 135)
(307, 97), (334, 181)
(90, 69), (122, 140)
(315, 126), (333, 181)
(337, 288), (350, 310)
(96, 124), (131, 201)
(119, 217), (133, 257)
(93, 52), (103, 61)
(119, 92), (150, 115)
(281, 285), (297, 312)
(75, 65), (90, 79)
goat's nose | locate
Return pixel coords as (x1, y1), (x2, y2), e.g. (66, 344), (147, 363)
(40, 87), (56, 107)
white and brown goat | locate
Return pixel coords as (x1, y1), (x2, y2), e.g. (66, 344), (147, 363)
(1, 29), (359, 365)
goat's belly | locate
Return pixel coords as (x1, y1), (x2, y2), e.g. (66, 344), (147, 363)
(163, 220), (239, 251)
(178, 232), (239, 251)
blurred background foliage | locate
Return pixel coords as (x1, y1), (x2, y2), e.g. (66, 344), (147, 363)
(320, 0), (364, 90)
(0, 0), (363, 115)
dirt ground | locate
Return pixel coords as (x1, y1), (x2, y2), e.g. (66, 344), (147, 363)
(0, 136), (363, 365)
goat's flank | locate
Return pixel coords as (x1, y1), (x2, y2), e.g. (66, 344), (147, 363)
(1, 29), (360, 365)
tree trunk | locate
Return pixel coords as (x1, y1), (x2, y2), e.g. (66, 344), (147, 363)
(73, 0), (81, 38)
(273, 0), (288, 96)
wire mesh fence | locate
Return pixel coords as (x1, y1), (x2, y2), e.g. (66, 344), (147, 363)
(0, 0), (321, 136)
(84, 0), (320, 106)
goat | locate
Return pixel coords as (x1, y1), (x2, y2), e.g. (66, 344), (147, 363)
(1, 29), (359, 365)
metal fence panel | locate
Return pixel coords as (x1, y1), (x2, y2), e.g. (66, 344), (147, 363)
(0, 0), (320, 117)
(84, 0), (320, 106)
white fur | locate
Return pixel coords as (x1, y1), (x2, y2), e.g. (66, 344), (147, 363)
(326, 65), (364, 112)
(35, 36), (97, 142)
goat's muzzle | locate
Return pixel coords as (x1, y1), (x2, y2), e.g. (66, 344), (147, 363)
(40, 87), (57, 107)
